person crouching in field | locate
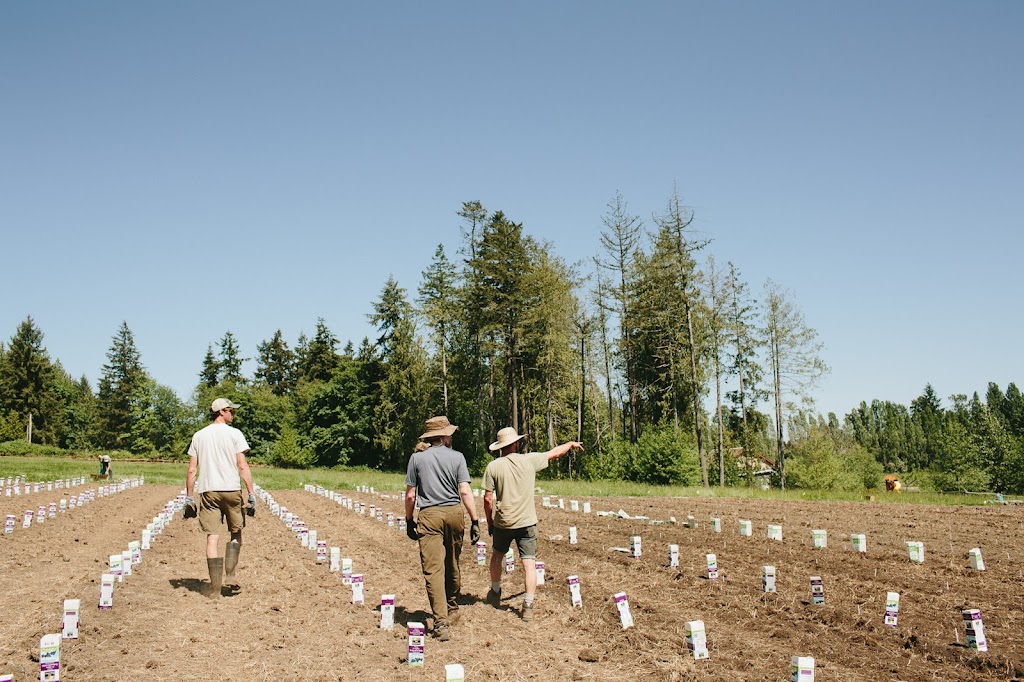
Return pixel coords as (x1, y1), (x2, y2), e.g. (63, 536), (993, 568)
(482, 427), (583, 621)
(183, 398), (257, 598)
(405, 416), (480, 642)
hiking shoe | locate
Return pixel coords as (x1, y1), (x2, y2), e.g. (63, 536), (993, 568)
(521, 602), (535, 622)
(432, 621), (451, 642)
(484, 589), (501, 607)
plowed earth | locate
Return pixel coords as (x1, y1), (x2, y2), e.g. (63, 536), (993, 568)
(2, 483), (1023, 681)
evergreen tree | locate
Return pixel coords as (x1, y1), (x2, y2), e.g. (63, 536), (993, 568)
(301, 319), (339, 383)
(218, 331), (246, 383)
(418, 244), (459, 414)
(199, 344), (220, 388)
(370, 277), (431, 469)
(0, 317), (61, 444)
(255, 330), (297, 396)
(97, 321), (150, 451)
(910, 384), (944, 468)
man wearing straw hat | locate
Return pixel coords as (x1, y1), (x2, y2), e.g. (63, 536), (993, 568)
(482, 427), (583, 621)
(183, 398), (257, 598)
(405, 416), (481, 642)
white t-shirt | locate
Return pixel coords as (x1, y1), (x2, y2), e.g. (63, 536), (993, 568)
(187, 423), (250, 494)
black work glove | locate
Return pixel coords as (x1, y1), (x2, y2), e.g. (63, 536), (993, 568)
(246, 493), (257, 517)
(183, 497), (197, 519)
(470, 520), (481, 544)
(488, 522), (494, 536)
(406, 519), (418, 541)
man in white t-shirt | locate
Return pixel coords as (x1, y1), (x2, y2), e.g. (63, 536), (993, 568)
(185, 398), (256, 598)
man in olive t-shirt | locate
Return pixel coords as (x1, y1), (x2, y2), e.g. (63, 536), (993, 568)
(482, 427), (583, 620)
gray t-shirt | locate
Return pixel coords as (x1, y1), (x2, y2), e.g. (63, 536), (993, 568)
(405, 444), (470, 509)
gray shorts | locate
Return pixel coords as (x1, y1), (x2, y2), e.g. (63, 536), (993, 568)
(492, 525), (538, 560)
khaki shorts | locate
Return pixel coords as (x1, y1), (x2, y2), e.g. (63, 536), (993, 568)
(199, 491), (245, 534)
(492, 525), (538, 560)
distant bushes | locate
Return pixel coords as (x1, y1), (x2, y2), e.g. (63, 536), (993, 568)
(0, 440), (181, 461)
(576, 425), (702, 485)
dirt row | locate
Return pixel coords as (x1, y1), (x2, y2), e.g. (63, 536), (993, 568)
(0, 484), (1022, 680)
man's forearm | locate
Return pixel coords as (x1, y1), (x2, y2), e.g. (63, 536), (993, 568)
(459, 485), (478, 522)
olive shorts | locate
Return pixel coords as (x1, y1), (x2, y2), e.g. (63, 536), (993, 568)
(198, 491), (245, 534)
(492, 524), (538, 559)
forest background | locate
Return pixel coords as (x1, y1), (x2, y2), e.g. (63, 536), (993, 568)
(3, 197), (1022, 495)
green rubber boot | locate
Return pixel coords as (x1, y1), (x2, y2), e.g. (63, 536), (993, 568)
(207, 558), (224, 599)
(224, 542), (240, 587)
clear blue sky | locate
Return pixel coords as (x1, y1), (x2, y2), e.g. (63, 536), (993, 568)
(2, 2), (1021, 418)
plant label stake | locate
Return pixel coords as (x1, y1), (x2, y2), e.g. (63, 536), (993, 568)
(568, 575), (583, 607)
(445, 663), (465, 681)
(39, 633), (60, 682)
(851, 534), (867, 553)
(330, 547), (340, 572)
(570, 500), (579, 511)
(342, 558), (353, 585)
(351, 574), (364, 605)
(536, 560), (545, 585)
(969, 548), (985, 570)
(884, 592), (900, 627)
(476, 541), (487, 566)
(316, 540), (327, 563)
(962, 609), (988, 652)
(631, 536), (642, 558)
(685, 620), (709, 660)
(583, 501), (591, 514)
(706, 554), (719, 580)
(768, 525), (783, 542)
(812, 529), (827, 549)
(98, 574), (114, 610)
(668, 544), (680, 568)
(109, 554), (123, 583)
(762, 566), (776, 593)
(906, 541), (924, 563)
(380, 594), (395, 629)
(569, 526), (577, 545)
(687, 515), (698, 529)
(407, 622), (425, 666)
(710, 517), (721, 533)
(791, 655), (814, 680)
(613, 592), (634, 629)
(62, 599), (80, 640)
(810, 576), (824, 605)
(739, 519), (752, 536)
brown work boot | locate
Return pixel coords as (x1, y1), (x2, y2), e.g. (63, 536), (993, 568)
(484, 589), (501, 607)
(207, 558), (224, 599)
(521, 601), (535, 622)
(224, 543), (241, 587)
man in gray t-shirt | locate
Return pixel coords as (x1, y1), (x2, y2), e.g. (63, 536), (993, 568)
(405, 416), (480, 641)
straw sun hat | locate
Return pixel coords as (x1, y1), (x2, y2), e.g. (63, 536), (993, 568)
(489, 427), (526, 452)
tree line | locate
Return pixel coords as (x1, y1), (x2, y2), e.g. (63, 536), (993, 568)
(1, 194), (1018, 493)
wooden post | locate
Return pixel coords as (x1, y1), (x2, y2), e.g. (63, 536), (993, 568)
(26, 413), (33, 443)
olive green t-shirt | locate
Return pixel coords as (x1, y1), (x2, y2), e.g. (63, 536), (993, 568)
(482, 452), (548, 529)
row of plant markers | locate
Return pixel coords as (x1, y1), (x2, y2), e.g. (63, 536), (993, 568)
(2, 476), (89, 499)
(4, 482), (135, 538)
(2, 481), (185, 682)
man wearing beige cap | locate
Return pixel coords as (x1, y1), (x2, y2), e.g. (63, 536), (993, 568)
(184, 397), (256, 598)
(482, 427), (583, 620)
(405, 416), (480, 641)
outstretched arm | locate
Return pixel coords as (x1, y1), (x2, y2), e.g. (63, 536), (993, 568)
(544, 441), (584, 461)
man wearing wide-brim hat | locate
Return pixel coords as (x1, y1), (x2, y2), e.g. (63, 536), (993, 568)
(482, 427), (583, 621)
(404, 416), (480, 642)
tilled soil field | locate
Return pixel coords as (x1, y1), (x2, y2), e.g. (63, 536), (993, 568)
(1, 482), (1023, 681)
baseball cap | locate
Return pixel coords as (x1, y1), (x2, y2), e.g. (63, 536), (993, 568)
(211, 398), (241, 413)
